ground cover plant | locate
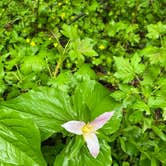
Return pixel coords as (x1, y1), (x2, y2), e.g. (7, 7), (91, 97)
(0, 0), (166, 165)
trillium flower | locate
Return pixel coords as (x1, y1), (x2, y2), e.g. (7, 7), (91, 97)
(61, 111), (115, 158)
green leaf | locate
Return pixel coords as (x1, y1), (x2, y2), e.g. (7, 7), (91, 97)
(0, 60), (4, 79)
(0, 79), (6, 95)
(111, 84), (139, 108)
(0, 109), (46, 166)
(111, 90), (125, 101)
(146, 22), (166, 39)
(68, 136), (84, 159)
(132, 101), (151, 115)
(114, 55), (144, 83)
(73, 79), (122, 134)
(78, 38), (97, 57)
(69, 38), (97, 65)
(0, 87), (75, 141)
(20, 55), (46, 74)
(114, 56), (134, 83)
(119, 137), (126, 153)
(142, 46), (166, 67)
(148, 96), (166, 108)
(61, 24), (79, 40)
(122, 162), (130, 166)
(130, 54), (145, 74)
(119, 137), (138, 156)
(129, 110), (143, 124)
(152, 126), (166, 141)
(47, 71), (75, 92)
(163, 107), (166, 120)
(155, 148), (166, 164)
(151, 158), (158, 166)
(54, 139), (112, 166)
(142, 118), (152, 132)
(141, 66), (160, 87)
(75, 64), (97, 80)
(74, 80), (115, 118)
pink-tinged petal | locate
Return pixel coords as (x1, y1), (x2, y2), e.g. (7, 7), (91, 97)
(61, 121), (85, 135)
(84, 133), (100, 158)
(90, 111), (115, 130)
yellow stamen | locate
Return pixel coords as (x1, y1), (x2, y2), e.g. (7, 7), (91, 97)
(82, 123), (95, 135)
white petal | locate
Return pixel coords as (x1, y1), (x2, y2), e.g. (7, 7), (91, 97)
(84, 133), (100, 158)
(61, 120), (85, 135)
(90, 111), (115, 130)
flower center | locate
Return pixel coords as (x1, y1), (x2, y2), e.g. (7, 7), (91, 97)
(82, 123), (94, 135)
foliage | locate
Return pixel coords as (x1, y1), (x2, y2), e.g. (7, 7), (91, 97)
(0, 79), (122, 166)
(0, 0), (166, 165)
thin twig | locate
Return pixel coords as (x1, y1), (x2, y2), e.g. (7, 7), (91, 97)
(50, 30), (64, 54)
(68, 12), (87, 25)
(50, 30), (70, 77)
(53, 40), (70, 77)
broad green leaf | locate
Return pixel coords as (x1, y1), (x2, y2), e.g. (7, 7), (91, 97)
(142, 46), (166, 67)
(0, 109), (46, 166)
(54, 139), (112, 166)
(69, 38), (97, 65)
(73, 80), (116, 118)
(114, 56), (134, 83)
(78, 38), (97, 57)
(82, 140), (112, 166)
(67, 136), (84, 159)
(75, 64), (97, 80)
(114, 55), (144, 83)
(73, 80), (109, 120)
(142, 118), (152, 132)
(53, 137), (84, 166)
(146, 22), (166, 39)
(72, 80), (122, 134)
(131, 54), (145, 74)
(61, 24), (79, 40)
(0, 87), (75, 141)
